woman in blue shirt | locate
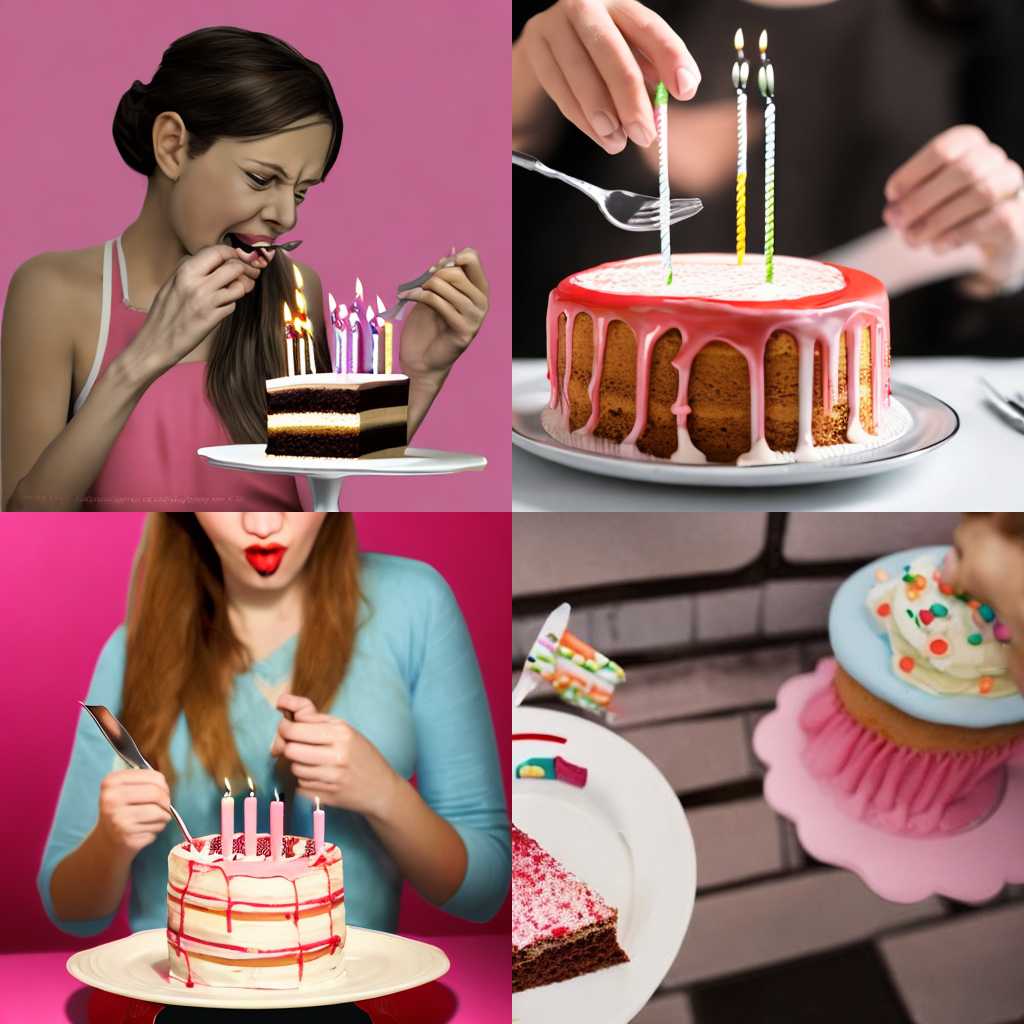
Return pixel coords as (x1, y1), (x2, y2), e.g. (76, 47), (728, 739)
(38, 512), (509, 937)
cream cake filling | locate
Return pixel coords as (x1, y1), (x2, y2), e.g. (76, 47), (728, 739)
(572, 253), (846, 302)
(267, 407), (408, 432)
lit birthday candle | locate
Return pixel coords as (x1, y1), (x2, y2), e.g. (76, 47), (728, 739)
(367, 308), (379, 374)
(354, 277), (370, 372)
(329, 293), (348, 374)
(220, 778), (234, 861)
(270, 787), (283, 861)
(282, 303), (295, 377)
(758, 29), (776, 284)
(244, 776), (257, 857)
(732, 29), (750, 265)
(348, 306), (361, 373)
(655, 81), (672, 285)
(383, 318), (393, 374)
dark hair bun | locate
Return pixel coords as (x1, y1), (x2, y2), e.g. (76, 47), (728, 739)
(113, 80), (157, 176)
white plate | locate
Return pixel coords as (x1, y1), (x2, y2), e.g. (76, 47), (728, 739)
(512, 707), (696, 1024)
(65, 926), (449, 1009)
(197, 444), (486, 479)
(512, 372), (958, 488)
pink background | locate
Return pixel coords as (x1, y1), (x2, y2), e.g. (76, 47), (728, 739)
(0, 513), (511, 951)
(0, 0), (510, 510)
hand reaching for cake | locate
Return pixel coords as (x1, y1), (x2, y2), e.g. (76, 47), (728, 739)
(883, 125), (1024, 297)
(946, 515), (1024, 693)
(96, 768), (173, 856)
(124, 243), (273, 386)
(270, 693), (401, 822)
(514, 0), (700, 154)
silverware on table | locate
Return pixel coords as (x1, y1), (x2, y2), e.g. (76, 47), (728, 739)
(513, 150), (703, 232)
(979, 376), (1024, 432)
(80, 703), (194, 844)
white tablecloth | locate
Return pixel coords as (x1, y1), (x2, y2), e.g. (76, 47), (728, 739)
(512, 358), (1024, 510)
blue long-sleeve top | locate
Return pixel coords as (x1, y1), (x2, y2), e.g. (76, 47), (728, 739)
(37, 553), (510, 937)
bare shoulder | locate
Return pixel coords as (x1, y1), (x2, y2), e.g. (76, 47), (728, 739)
(5, 244), (103, 323)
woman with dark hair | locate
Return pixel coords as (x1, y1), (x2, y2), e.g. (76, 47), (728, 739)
(38, 512), (509, 939)
(3, 27), (489, 510)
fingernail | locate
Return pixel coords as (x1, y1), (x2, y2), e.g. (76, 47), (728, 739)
(675, 67), (700, 99)
(626, 121), (654, 147)
(885, 182), (900, 201)
(603, 129), (627, 154)
(591, 111), (619, 138)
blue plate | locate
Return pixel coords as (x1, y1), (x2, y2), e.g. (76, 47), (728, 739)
(829, 545), (1024, 728)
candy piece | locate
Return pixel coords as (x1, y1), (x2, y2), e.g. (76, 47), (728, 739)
(899, 656), (915, 673)
(919, 609), (934, 626)
(929, 602), (948, 617)
(929, 638), (949, 656)
(554, 756), (588, 788)
(979, 676), (994, 694)
(875, 568), (889, 582)
(967, 633), (983, 646)
(516, 758), (555, 780)
(901, 571), (915, 583)
(938, 582), (953, 596)
(994, 622), (1011, 643)
(915, 574), (927, 588)
(979, 604), (995, 622)
(967, 599), (980, 609)
(876, 602), (891, 617)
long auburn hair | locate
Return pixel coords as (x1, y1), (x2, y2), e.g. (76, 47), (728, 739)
(111, 26), (340, 443)
(119, 513), (361, 797)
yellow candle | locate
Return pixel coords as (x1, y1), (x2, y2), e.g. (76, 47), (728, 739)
(384, 321), (393, 374)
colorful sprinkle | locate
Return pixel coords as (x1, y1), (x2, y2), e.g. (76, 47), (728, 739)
(967, 633), (983, 646)
(979, 676), (994, 694)
(994, 622), (1011, 643)
(938, 582), (954, 595)
(967, 599), (980, 609)
(919, 609), (935, 626)
(902, 572), (916, 584)
(906, 609), (914, 620)
(929, 638), (949, 656)
(915, 575), (927, 588)
(979, 604), (995, 622)
(929, 602), (948, 617)
(875, 568), (890, 582)
(899, 656), (915, 673)
(876, 602), (891, 617)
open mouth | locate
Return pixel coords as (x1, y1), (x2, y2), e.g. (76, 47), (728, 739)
(244, 544), (287, 576)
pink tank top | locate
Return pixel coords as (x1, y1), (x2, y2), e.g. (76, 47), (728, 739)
(76, 235), (303, 511)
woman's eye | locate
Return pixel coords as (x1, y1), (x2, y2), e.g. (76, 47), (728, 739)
(247, 172), (305, 204)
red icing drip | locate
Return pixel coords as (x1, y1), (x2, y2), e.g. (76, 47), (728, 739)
(546, 255), (891, 462)
(511, 733), (567, 743)
(182, 948), (193, 987)
(167, 928), (339, 957)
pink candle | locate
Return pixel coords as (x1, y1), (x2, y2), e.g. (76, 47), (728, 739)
(313, 794), (325, 855)
(270, 788), (284, 861)
(220, 778), (234, 861)
(244, 777), (257, 857)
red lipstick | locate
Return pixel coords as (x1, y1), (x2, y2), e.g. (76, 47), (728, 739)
(244, 544), (287, 576)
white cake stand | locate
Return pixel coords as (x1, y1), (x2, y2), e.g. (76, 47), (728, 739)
(197, 445), (487, 511)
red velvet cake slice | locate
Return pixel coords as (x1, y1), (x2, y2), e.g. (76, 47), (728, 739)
(512, 824), (628, 992)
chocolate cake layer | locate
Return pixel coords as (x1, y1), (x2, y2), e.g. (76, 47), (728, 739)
(267, 379), (409, 415)
(513, 917), (629, 992)
(266, 424), (407, 459)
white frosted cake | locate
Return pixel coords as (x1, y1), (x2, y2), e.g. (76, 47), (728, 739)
(265, 373), (409, 459)
(167, 832), (345, 989)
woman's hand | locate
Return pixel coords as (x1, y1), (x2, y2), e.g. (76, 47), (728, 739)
(518, 0), (700, 154)
(270, 693), (401, 822)
(125, 244), (273, 385)
(397, 248), (489, 381)
(96, 768), (172, 857)
(883, 125), (1024, 297)
(947, 513), (1024, 693)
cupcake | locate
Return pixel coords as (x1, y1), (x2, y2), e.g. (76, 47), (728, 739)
(800, 551), (1024, 836)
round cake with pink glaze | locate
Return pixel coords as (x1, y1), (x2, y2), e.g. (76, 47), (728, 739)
(801, 551), (1024, 836)
(166, 832), (345, 989)
(543, 252), (911, 465)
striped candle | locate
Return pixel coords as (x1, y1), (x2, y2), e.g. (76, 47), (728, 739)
(655, 81), (672, 285)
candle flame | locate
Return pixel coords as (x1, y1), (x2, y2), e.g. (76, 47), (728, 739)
(283, 301), (291, 322)
(355, 277), (364, 300)
(293, 264), (304, 288)
(376, 295), (386, 314)
(315, 794), (321, 811)
(734, 28), (744, 52)
(758, 29), (768, 55)
(296, 289), (308, 316)
(329, 292), (336, 313)
(223, 777), (232, 796)
(274, 787), (280, 802)
(247, 775), (254, 795)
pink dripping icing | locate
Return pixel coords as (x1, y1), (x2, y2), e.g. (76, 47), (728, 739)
(545, 255), (891, 463)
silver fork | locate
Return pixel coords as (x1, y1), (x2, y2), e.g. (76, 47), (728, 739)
(80, 703), (194, 844)
(513, 151), (702, 232)
(979, 376), (1024, 430)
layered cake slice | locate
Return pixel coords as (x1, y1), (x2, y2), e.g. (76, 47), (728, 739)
(512, 824), (628, 992)
(265, 373), (409, 459)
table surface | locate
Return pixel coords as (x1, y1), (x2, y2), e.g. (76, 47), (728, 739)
(512, 357), (1024, 510)
(0, 933), (507, 1023)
